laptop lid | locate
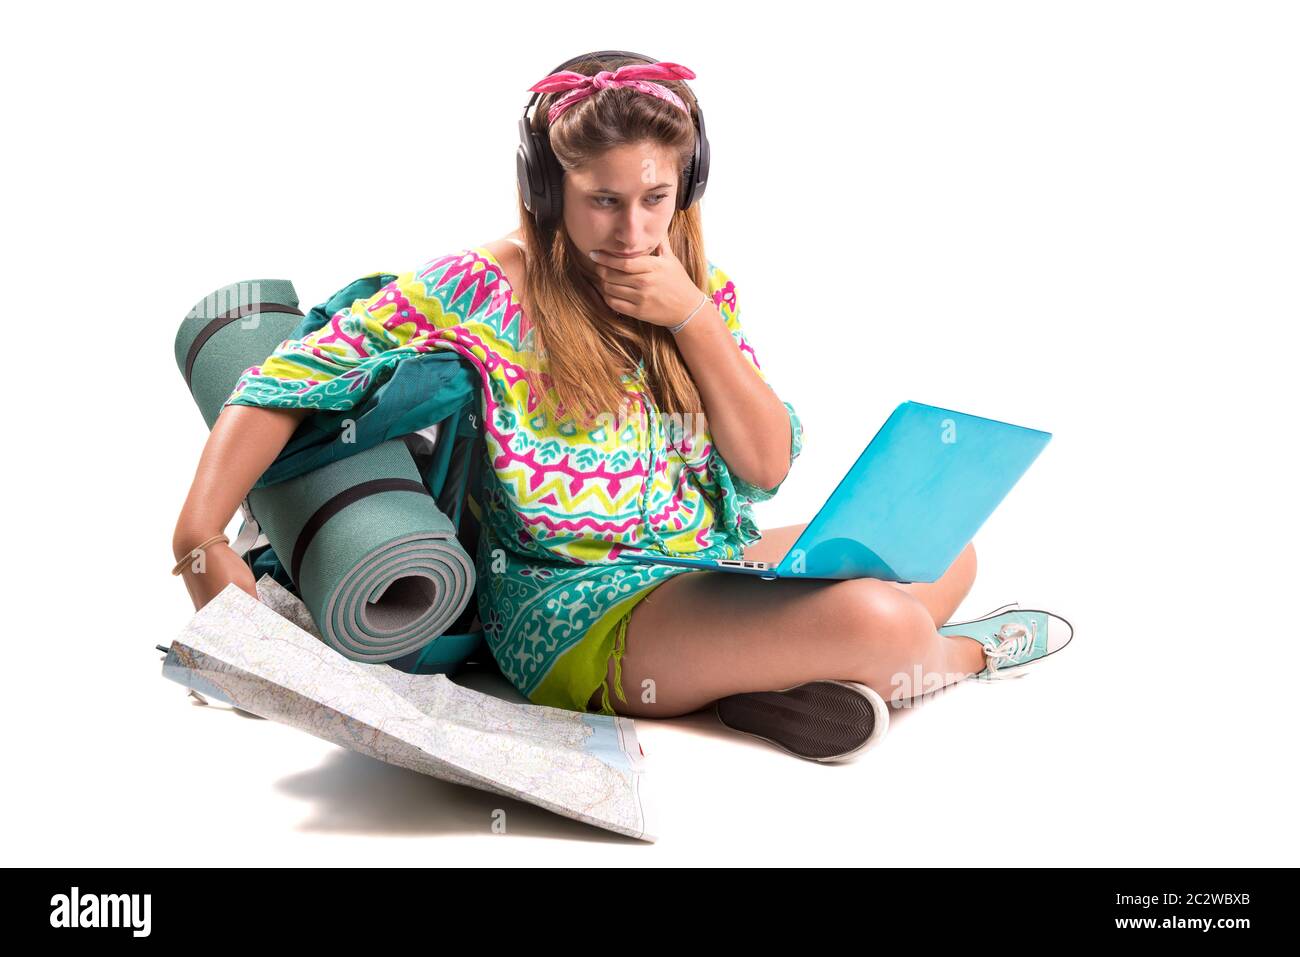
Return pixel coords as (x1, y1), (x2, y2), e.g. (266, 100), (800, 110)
(773, 401), (1052, 582)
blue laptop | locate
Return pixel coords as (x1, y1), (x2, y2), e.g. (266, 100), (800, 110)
(626, 400), (1051, 583)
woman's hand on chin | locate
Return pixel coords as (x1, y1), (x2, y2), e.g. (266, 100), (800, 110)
(589, 239), (704, 329)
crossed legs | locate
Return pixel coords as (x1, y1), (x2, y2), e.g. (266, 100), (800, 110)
(592, 531), (983, 718)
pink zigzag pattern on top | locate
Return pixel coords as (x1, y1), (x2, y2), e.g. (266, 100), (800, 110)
(417, 251), (533, 342)
(644, 455), (712, 527)
(380, 267), (544, 414)
(502, 445), (645, 498)
(519, 511), (646, 534)
(314, 311), (370, 358)
(713, 280), (760, 369)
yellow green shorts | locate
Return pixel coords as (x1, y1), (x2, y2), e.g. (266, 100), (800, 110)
(525, 580), (663, 715)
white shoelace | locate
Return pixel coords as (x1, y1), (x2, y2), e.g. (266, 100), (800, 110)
(982, 620), (1038, 677)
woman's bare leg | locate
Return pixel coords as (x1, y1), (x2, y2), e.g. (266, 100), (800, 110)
(593, 566), (989, 718)
(743, 525), (978, 627)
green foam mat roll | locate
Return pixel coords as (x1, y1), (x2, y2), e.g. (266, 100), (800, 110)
(175, 279), (476, 663)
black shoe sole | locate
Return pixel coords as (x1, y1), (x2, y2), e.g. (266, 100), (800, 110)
(714, 680), (889, 762)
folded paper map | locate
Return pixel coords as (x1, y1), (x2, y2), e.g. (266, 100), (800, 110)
(160, 576), (656, 841)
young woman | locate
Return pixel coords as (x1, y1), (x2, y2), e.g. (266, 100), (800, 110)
(172, 52), (1071, 763)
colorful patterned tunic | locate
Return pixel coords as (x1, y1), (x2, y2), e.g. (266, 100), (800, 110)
(223, 247), (804, 712)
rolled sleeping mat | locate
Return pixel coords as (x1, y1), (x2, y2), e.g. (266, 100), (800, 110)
(175, 279), (477, 664)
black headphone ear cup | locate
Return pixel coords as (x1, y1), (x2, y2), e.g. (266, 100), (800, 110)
(540, 136), (565, 231)
(688, 108), (709, 208)
(516, 119), (541, 216)
(518, 108), (563, 231)
(679, 107), (709, 210)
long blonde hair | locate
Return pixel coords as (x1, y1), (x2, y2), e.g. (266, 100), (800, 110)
(513, 53), (710, 430)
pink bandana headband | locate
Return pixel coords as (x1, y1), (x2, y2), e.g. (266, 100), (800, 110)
(528, 61), (696, 124)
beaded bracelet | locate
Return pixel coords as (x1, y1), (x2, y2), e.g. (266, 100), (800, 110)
(669, 292), (710, 335)
(171, 534), (230, 575)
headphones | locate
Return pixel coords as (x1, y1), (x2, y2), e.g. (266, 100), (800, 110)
(515, 49), (711, 233)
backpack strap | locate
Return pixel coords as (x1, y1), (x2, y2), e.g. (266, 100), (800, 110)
(229, 497), (268, 560)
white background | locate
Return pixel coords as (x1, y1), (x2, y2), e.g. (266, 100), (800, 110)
(3, 0), (1296, 865)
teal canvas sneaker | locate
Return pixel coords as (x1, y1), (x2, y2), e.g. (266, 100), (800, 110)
(938, 604), (1074, 680)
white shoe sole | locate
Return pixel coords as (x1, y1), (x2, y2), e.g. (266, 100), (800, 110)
(715, 679), (890, 763)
